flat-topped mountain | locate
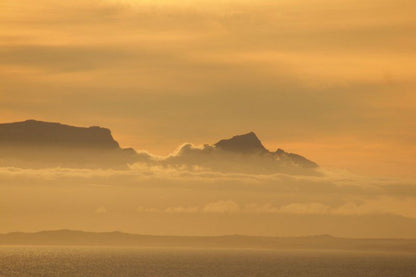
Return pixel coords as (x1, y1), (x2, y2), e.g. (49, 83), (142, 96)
(0, 120), (144, 169)
(0, 120), (119, 149)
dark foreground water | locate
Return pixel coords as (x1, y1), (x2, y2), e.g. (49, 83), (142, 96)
(0, 247), (415, 277)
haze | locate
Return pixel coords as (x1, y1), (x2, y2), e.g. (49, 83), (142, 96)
(0, 0), (415, 238)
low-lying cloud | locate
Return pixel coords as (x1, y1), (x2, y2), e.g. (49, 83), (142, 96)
(0, 164), (414, 218)
(1, 163), (415, 237)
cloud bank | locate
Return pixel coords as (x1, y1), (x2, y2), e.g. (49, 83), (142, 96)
(0, 162), (415, 237)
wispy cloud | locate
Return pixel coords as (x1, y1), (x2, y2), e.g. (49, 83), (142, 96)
(0, 165), (414, 218)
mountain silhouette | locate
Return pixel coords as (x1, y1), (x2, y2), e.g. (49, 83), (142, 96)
(0, 120), (146, 169)
(0, 120), (318, 173)
(0, 119), (119, 149)
(165, 132), (318, 174)
(213, 132), (318, 169)
(215, 132), (267, 154)
(274, 148), (318, 168)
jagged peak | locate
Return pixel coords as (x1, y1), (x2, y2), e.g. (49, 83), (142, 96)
(214, 132), (267, 154)
(275, 148), (286, 154)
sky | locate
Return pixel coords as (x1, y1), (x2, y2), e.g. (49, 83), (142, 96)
(0, 0), (416, 237)
(1, 0), (415, 177)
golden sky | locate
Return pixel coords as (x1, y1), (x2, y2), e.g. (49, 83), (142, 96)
(1, 1), (416, 238)
(1, 0), (416, 177)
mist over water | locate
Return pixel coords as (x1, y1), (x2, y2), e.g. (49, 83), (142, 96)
(0, 247), (415, 277)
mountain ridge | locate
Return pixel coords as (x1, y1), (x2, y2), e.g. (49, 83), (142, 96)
(213, 132), (318, 168)
(0, 120), (318, 173)
(1, 229), (415, 252)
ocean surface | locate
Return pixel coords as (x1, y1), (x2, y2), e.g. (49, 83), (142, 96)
(0, 246), (415, 276)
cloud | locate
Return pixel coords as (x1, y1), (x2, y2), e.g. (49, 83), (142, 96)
(1, 0), (415, 153)
(276, 203), (330, 215)
(0, 0), (415, 236)
(132, 198), (416, 218)
(0, 45), (132, 73)
(0, 163), (415, 236)
(165, 206), (199, 214)
(203, 200), (240, 214)
(136, 206), (160, 213)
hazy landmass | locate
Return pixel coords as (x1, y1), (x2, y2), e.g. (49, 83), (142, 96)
(0, 120), (318, 174)
(163, 132), (319, 175)
(1, 230), (415, 253)
(0, 120), (147, 169)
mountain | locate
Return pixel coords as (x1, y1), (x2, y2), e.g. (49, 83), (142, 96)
(0, 120), (147, 169)
(274, 148), (318, 168)
(165, 132), (318, 174)
(215, 132), (267, 154)
(1, 230), (415, 252)
(215, 132), (318, 168)
(0, 120), (318, 173)
(0, 119), (119, 149)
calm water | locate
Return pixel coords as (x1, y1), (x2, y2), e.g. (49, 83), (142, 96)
(0, 247), (415, 277)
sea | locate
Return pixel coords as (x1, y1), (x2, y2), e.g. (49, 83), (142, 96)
(0, 246), (415, 276)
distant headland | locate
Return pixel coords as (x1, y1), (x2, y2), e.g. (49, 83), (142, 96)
(0, 120), (318, 174)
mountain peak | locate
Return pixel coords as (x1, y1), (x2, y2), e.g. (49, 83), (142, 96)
(214, 132), (267, 154)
